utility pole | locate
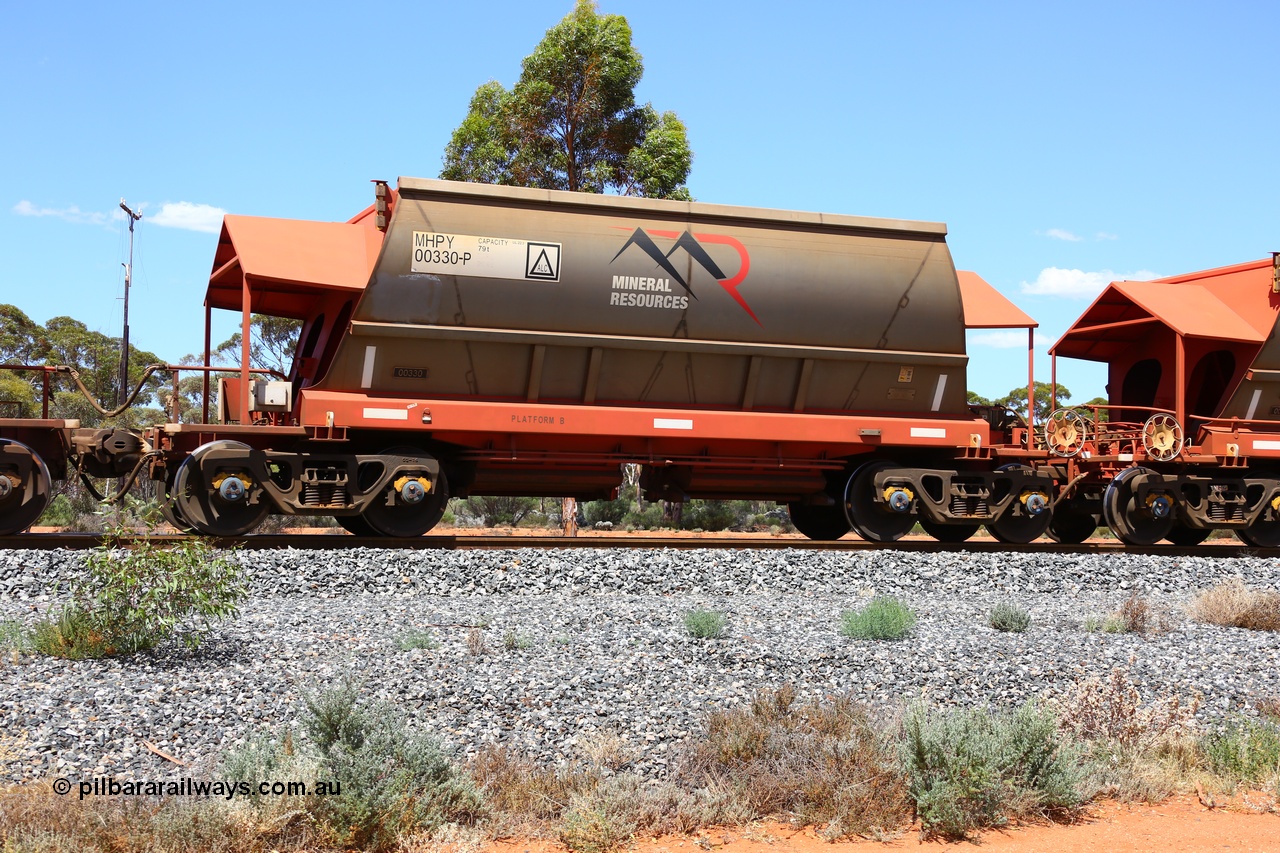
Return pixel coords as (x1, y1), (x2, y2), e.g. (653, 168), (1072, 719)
(117, 200), (142, 408)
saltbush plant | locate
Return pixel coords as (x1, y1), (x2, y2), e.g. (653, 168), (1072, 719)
(683, 609), (727, 639)
(902, 702), (1084, 839)
(397, 628), (439, 651)
(988, 602), (1031, 633)
(32, 503), (246, 658)
(300, 684), (483, 850)
(840, 597), (916, 640)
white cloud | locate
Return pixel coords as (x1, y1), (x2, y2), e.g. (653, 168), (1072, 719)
(1095, 232), (1119, 241)
(1044, 228), (1082, 242)
(969, 330), (1047, 348)
(12, 199), (112, 226)
(1021, 267), (1160, 298)
(149, 201), (226, 234)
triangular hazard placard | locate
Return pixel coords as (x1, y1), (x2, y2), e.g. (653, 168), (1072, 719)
(530, 249), (553, 276)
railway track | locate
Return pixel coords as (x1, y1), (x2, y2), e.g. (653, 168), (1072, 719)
(0, 531), (1272, 557)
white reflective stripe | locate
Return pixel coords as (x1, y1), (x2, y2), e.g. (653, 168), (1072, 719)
(654, 418), (693, 430)
(910, 427), (947, 438)
(1252, 440), (1280, 451)
(931, 374), (948, 411)
(1246, 388), (1262, 420)
(361, 345), (376, 388)
(363, 407), (408, 421)
(1118, 453), (1134, 461)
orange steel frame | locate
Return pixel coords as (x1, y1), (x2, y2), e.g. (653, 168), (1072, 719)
(295, 389), (990, 460)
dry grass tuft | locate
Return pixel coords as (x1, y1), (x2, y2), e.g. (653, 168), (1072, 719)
(1189, 579), (1280, 632)
(0, 781), (324, 853)
(1051, 668), (1201, 801)
(468, 745), (598, 834)
(679, 685), (910, 839)
(465, 627), (488, 656)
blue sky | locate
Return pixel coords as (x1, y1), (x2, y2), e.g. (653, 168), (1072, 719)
(2, 1), (1276, 403)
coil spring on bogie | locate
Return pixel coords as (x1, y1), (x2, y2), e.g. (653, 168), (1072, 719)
(301, 482), (348, 508)
(950, 495), (989, 518)
(1207, 500), (1241, 522)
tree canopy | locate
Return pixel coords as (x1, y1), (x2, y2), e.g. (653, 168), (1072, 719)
(995, 382), (1072, 422)
(441, 0), (692, 200)
(0, 304), (167, 426)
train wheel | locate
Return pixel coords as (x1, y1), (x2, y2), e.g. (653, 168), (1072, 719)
(336, 514), (380, 536)
(787, 503), (851, 540)
(1237, 523), (1280, 548)
(919, 517), (980, 542)
(172, 441), (270, 537)
(363, 449), (450, 537)
(1046, 508), (1097, 544)
(988, 465), (1052, 544)
(1165, 524), (1211, 546)
(158, 467), (196, 534)
(0, 439), (52, 536)
(1102, 467), (1174, 546)
(843, 460), (915, 543)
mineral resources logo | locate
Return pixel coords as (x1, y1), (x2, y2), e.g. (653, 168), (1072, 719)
(609, 227), (758, 325)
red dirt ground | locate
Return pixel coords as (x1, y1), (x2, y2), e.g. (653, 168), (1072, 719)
(482, 795), (1278, 853)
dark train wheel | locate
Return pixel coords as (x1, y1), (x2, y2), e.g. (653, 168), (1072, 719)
(172, 440), (270, 537)
(363, 449), (450, 538)
(919, 517), (980, 542)
(1165, 523), (1212, 546)
(0, 439), (52, 536)
(159, 467), (196, 534)
(787, 503), (851, 540)
(1102, 467), (1174, 546)
(843, 460), (915, 543)
(987, 465), (1051, 544)
(1046, 509), (1097, 544)
(1237, 519), (1280, 548)
(336, 514), (379, 536)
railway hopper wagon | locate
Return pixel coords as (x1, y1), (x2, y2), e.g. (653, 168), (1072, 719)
(1042, 255), (1280, 546)
(0, 178), (1052, 540)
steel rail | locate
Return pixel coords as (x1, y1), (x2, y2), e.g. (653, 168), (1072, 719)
(0, 532), (1271, 557)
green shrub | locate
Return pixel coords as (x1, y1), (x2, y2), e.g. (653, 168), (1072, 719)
(1201, 718), (1280, 784)
(31, 508), (246, 657)
(840, 597), (916, 640)
(301, 684), (483, 851)
(902, 703), (1084, 840)
(0, 619), (26, 652)
(680, 500), (741, 532)
(559, 785), (638, 853)
(621, 504), (666, 530)
(30, 606), (117, 659)
(397, 628), (439, 651)
(503, 629), (533, 650)
(584, 496), (631, 527)
(988, 602), (1031, 633)
(461, 495), (538, 527)
(682, 609), (727, 640)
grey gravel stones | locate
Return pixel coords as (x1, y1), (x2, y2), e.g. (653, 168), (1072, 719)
(1, 546), (1277, 783)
